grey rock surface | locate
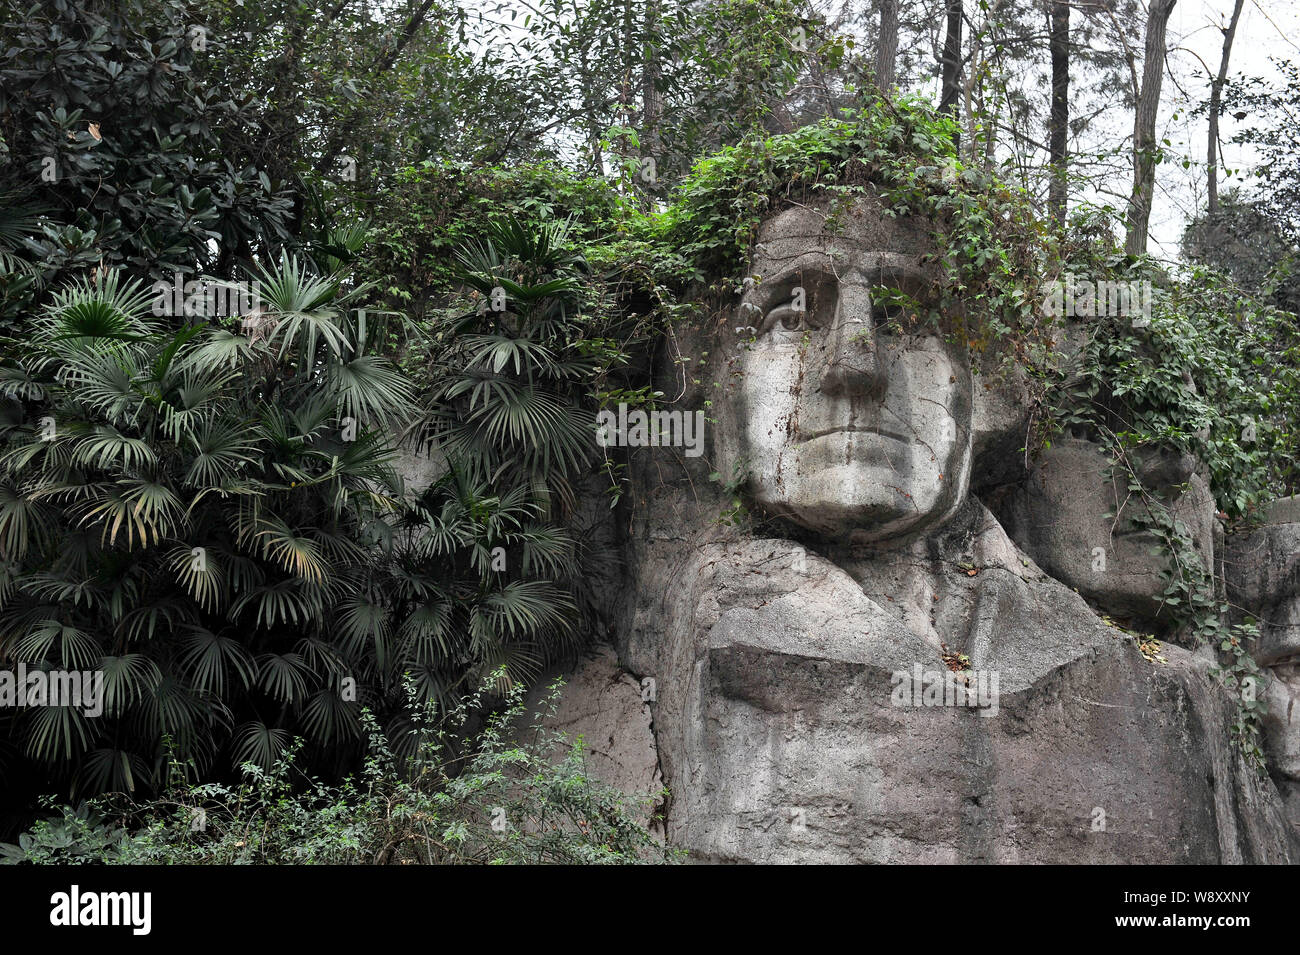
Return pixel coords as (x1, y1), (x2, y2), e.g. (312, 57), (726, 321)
(970, 364), (1032, 494)
(584, 191), (1298, 863)
(1266, 496), (1300, 525)
(614, 496), (1293, 862)
(1000, 437), (1216, 627)
(392, 441), (448, 498)
(1223, 504), (1300, 825)
(1262, 666), (1300, 782)
(522, 646), (664, 830)
(1224, 517), (1300, 666)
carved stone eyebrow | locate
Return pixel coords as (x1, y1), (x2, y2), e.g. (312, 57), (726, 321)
(750, 250), (839, 287)
(859, 253), (933, 286)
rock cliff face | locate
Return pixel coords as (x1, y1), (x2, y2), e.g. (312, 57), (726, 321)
(996, 437), (1217, 628)
(598, 492), (1294, 863)
(480, 192), (1300, 863)
(559, 194), (1300, 864)
(520, 646), (664, 833)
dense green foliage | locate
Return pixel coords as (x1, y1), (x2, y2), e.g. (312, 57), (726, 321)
(1044, 258), (1300, 517)
(1, 675), (674, 864)
(2, 0), (1298, 850)
(0, 245), (589, 798)
(363, 162), (628, 321)
(0, 0), (295, 320)
(659, 97), (1047, 356)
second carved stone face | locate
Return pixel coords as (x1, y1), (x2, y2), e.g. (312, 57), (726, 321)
(721, 198), (973, 544)
(1001, 436), (1217, 625)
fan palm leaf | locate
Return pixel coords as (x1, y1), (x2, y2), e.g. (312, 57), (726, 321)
(176, 627), (255, 697)
(229, 579), (321, 630)
(166, 543), (226, 612)
(97, 653), (163, 718)
(183, 417), (259, 488)
(255, 652), (312, 705)
(42, 271), (156, 342)
(23, 705), (96, 762)
(250, 254), (351, 362)
(232, 721), (289, 772)
(11, 620), (101, 669)
(299, 687), (361, 745)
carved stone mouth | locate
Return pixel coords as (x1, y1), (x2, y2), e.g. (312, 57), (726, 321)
(798, 426), (909, 444)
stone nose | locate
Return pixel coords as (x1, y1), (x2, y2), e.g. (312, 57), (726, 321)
(818, 278), (886, 400)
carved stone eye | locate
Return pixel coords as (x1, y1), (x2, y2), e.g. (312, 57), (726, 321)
(758, 271), (831, 336)
(761, 302), (804, 333)
(872, 302), (904, 326)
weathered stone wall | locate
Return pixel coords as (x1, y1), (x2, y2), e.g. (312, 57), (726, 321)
(520, 194), (1299, 864)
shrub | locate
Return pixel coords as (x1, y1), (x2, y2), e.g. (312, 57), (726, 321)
(0, 673), (676, 865)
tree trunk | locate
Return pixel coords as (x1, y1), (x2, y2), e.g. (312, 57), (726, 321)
(1048, 0), (1070, 229)
(939, 0), (963, 116)
(939, 0), (963, 150)
(638, 0), (663, 206)
(876, 0), (899, 91)
(642, 0), (662, 165)
(1207, 0), (1244, 217)
(1124, 0), (1176, 257)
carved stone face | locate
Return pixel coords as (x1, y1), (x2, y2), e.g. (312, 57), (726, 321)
(719, 199), (972, 543)
(1007, 437), (1216, 623)
(1224, 498), (1300, 665)
(1225, 500), (1300, 792)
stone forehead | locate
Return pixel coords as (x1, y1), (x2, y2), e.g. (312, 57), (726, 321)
(751, 196), (937, 270)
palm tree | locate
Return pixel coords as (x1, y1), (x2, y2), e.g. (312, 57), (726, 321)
(0, 189), (47, 327)
(0, 215), (602, 797)
(0, 259), (402, 792)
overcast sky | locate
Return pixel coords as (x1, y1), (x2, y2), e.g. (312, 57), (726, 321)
(1146, 0), (1298, 259)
